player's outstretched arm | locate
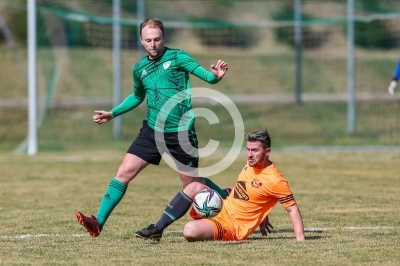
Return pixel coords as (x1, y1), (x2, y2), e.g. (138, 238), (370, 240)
(286, 204), (305, 241)
(93, 110), (113, 125)
(210, 60), (228, 79)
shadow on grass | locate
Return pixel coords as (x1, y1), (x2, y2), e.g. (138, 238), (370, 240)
(257, 229), (327, 234)
(251, 235), (327, 241)
(251, 229), (329, 241)
(128, 229), (328, 243)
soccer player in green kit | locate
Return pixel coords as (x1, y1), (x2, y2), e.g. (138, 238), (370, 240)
(76, 18), (230, 237)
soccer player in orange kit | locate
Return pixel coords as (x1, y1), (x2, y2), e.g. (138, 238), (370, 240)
(135, 128), (305, 242)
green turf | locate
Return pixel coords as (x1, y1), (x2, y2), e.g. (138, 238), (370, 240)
(0, 151), (399, 265)
(1, 2), (399, 264)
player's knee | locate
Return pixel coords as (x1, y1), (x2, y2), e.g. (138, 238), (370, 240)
(116, 163), (144, 184)
(182, 222), (197, 241)
(183, 181), (207, 198)
(115, 167), (134, 184)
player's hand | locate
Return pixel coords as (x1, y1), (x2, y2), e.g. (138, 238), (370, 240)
(388, 80), (397, 95)
(93, 110), (113, 125)
(259, 215), (273, 236)
(211, 60), (228, 79)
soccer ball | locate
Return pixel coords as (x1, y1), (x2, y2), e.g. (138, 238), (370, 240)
(193, 189), (223, 218)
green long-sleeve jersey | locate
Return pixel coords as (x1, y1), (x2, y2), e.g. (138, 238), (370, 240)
(110, 47), (221, 132)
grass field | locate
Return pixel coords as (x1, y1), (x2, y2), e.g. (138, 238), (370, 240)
(1, 4), (400, 264)
(1, 150), (399, 265)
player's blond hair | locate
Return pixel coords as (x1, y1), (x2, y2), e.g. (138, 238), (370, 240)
(140, 18), (165, 37)
(245, 129), (271, 149)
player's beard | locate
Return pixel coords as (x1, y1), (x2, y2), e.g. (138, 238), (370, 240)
(148, 47), (164, 59)
(248, 157), (257, 167)
(248, 154), (267, 168)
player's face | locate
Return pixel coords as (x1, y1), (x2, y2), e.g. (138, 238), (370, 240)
(140, 25), (165, 59)
(246, 141), (270, 168)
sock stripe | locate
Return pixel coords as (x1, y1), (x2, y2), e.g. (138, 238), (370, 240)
(110, 180), (127, 192)
(109, 183), (126, 192)
(163, 210), (176, 221)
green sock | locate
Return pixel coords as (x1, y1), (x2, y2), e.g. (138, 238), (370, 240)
(96, 178), (127, 226)
(204, 178), (228, 199)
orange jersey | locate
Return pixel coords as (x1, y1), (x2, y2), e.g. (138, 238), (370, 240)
(209, 162), (296, 241)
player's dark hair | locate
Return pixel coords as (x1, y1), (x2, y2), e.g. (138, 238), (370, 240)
(140, 18), (165, 37)
(245, 129), (271, 149)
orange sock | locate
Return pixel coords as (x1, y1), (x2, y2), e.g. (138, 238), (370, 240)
(189, 207), (203, 220)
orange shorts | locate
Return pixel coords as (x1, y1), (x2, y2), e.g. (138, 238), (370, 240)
(207, 208), (242, 241)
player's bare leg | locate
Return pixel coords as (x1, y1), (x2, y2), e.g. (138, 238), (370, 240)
(178, 168), (203, 188)
(113, 153), (149, 184)
(183, 219), (215, 242)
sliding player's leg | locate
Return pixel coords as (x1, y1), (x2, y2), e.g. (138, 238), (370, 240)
(182, 219), (215, 242)
(183, 209), (237, 242)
